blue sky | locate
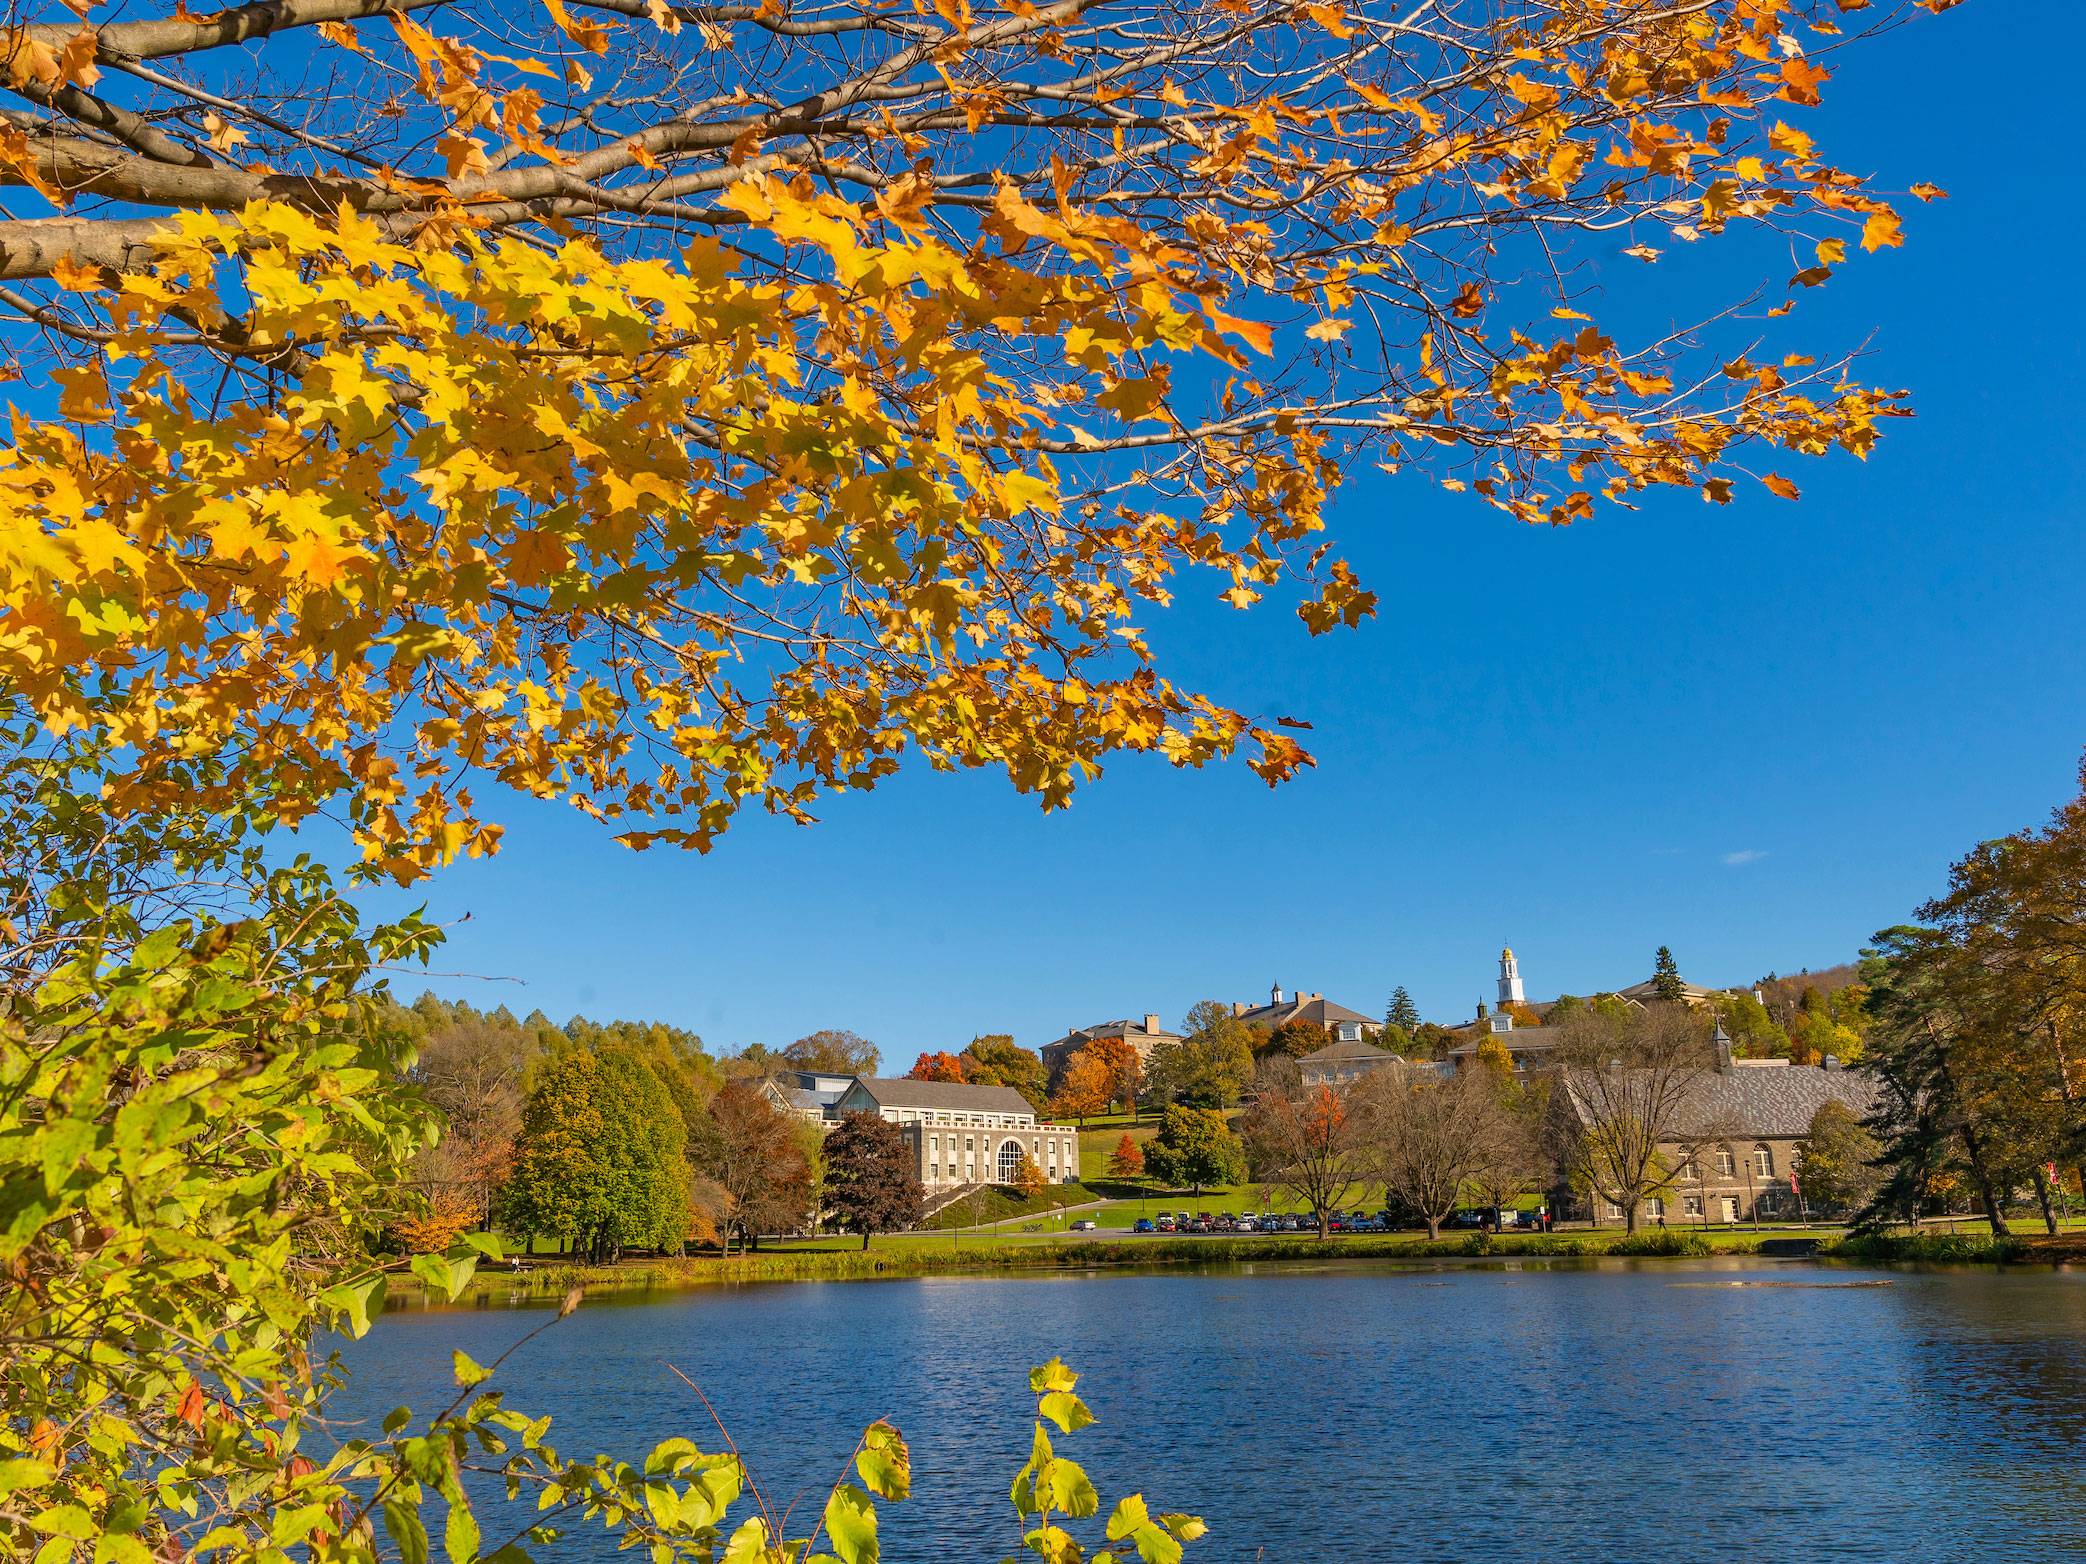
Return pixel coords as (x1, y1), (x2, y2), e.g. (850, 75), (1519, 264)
(360, 5), (2086, 1059)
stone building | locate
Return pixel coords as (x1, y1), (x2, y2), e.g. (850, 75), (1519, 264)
(831, 1077), (1080, 1191)
(1230, 983), (1377, 1042)
(1549, 1051), (1879, 1225)
(1038, 1013), (1180, 1079)
(1298, 1037), (1403, 1089)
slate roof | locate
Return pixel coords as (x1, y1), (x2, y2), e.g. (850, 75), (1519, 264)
(844, 1078), (1037, 1116)
(1556, 1063), (1879, 1141)
(1039, 1018), (1180, 1062)
(1234, 994), (1375, 1032)
(1447, 1025), (1563, 1058)
(1301, 1037), (1398, 1065)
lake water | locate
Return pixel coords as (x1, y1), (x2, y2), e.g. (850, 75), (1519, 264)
(335, 1258), (2086, 1561)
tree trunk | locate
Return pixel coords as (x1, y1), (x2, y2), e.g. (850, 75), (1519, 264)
(1958, 1121), (2012, 1237)
(2032, 1166), (2059, 1236)
(861, 1229), (872, 1250)
(1425, 1216), (1441, 1240)
(1317, 1212), (1330, 1240)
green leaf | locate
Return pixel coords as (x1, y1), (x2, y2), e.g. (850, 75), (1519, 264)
(92, 1535), (152, 1564)
(453, 1349), (492, 1389)
(0, 1459), (56, 1495)
(1105, 1496), (1148, 1542)
(822, 1483), (877, 1564)
(384, 1497), (432, 1564)
(29, 1506), (96, 1541)
(446, 1495), (482, 1564)
(324, 1274), (387, 1338)
(1159, 1515), (1206, 1541)
(1037, 1392), (1093, 1434)
(855, 1422), (910, 1501)
(720, 1516), (767, 1564)
(1042, 1459), (1098, 1520)
(1028, 1358), (1078, 1395)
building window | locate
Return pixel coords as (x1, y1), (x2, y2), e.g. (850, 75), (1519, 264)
(1714, 1149), (1736, 1178)
(1605, 1202), (1624, 1220)
(929, 1164), (938, 1181)
(1753, 1146), (1774, 1178)
(997, 1142), (1022, 1182)
(1684, 1195), (1703, 1218)
(1646, 1197), (1665, 1221)
(1677, 1159), (1696, 1181)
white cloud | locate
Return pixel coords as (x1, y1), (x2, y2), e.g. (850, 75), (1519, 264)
(1721, 849), (1767, 867)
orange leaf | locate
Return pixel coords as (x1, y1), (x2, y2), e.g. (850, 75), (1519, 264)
(1762, 473), (1800, 500)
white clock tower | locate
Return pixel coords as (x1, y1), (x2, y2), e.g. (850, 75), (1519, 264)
(1497, 946), (1525, 1008)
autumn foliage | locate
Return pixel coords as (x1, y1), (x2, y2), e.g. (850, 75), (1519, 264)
(906, 1051), (968, 1083)
(0, 0), (1946, 882)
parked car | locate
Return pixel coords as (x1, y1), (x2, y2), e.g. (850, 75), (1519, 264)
(1188, 1216), (1212, 1234)
(1235, 1215), (1257, 1232)
(1154, 1215), (1176, 1232)
(1448, 1209), (1486, 1229)
(1327, 1215), (1346, 1233)
(1070, 1219), (1098, 1232)
(1133, 1218), (1155, 1233)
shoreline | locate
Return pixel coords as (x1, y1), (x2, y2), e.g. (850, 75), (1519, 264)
(386, 1228), (2081, 1309)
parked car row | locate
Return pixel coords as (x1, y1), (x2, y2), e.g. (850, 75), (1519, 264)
(1119, 1208), (1542, 1235)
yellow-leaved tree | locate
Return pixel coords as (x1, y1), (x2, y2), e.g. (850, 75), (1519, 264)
(0, 0), (1946, 880)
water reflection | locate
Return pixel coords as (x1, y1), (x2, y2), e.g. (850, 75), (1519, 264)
(335, 1259), (2086, 1560)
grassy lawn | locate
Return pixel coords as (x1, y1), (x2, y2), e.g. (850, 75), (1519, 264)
(917, 1181), (1101, 1229)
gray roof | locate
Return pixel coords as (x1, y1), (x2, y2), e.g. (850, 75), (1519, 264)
(1558, 1063), (1878, 1141)
(845, 1077), (1036, 1115)
(1040, 1019), (1180, 1059)
(1301, 1037), (1397, 1064)
(1448, 1025), (1562, 1057)
(1235, 994), (1375, 1032)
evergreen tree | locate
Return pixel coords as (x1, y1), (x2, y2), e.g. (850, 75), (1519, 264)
(1385, 987), (1421, 1033)
(820, 1111), (924, 1249)
(1650, 946), (1686, 1004)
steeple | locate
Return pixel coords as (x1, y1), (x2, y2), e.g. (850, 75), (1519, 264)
(1497, 945), (1525, 1008)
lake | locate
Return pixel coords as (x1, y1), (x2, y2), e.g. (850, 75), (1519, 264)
(335, 1257), (2086, 1560)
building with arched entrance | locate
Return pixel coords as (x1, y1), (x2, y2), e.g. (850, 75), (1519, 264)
(832, 1077), (1080, 1193)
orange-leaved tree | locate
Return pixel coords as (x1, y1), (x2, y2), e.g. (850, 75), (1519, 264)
(0, 0), (1945, 881)
(906, 1050), (968, 1083)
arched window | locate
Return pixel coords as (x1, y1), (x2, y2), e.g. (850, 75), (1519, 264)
(997, 1141), (1022, 1183)
(1753, 1145), (1774, 1178)
(1714, 1148), (1736, 1178)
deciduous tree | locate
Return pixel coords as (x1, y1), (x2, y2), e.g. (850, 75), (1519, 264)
(1142, 1107), (1244, 1195)
(1083, 1035), (1145, 1114)
(1796, 1100), (1884, 1217)
(502, 1044), (692, 1260)
(785, 1029), (882, 1076)
(1107, 1133), (1145, 1181)
(821, 1111), (924, 1249)
(1241, 1079), (1370, 1238)
(960, 1035), (1050, 1113)
(1549, 1006), (1709, 1232)
(1013, 1152), (1047, 1200)
(0, 1), (1932, 887)
(689, 1078), (811, 1252)
(1365, 1065), (1498, 1241)
(907, 1050), (968, 1083)
(1047, 1049), (1113, 1125)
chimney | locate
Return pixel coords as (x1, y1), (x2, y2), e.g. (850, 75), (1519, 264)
(1822, 1053), (1840, 1071)
(1143, 1012), (1162, 1035)
(1712, 1018), (1734, 1074)
(1231, 1001), (1247, 1018)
